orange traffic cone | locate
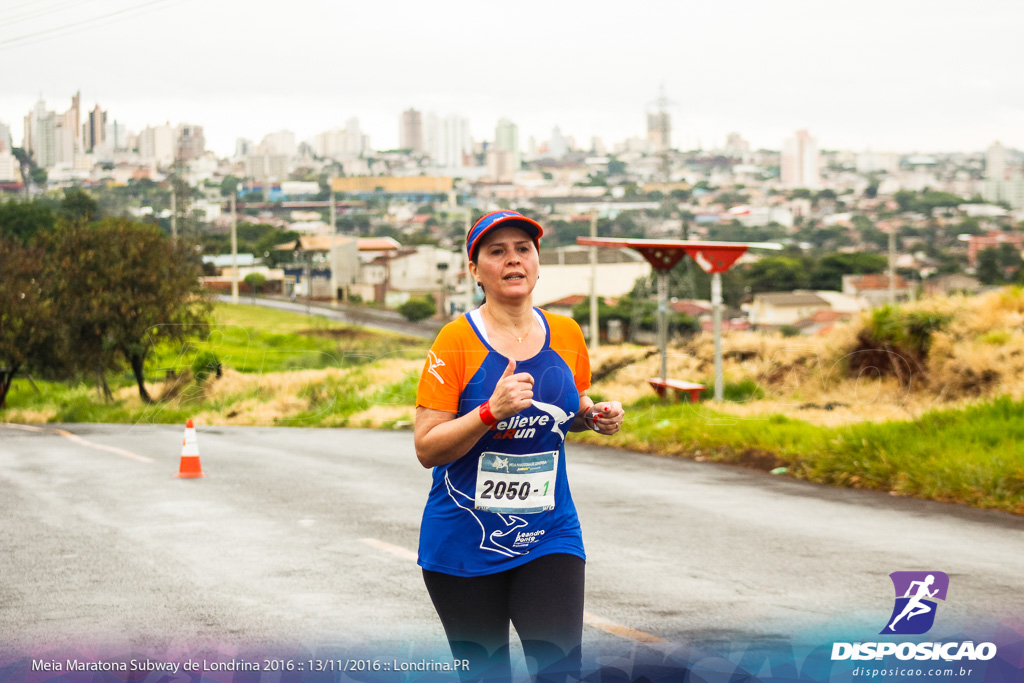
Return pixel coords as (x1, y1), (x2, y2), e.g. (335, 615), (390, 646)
(176, 418), (204, 478)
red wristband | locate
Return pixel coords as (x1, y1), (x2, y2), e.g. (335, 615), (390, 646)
(478, 400), (498, 427)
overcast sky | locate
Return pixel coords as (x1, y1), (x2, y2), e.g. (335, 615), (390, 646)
(3, 0), (1022, 157)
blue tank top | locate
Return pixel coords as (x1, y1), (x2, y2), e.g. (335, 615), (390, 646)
(415, 308), (590, 576)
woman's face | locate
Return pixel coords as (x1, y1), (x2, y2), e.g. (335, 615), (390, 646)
(469, 226), (539, 303)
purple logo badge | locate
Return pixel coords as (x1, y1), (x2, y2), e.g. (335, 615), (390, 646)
(881, 571), (949, 635)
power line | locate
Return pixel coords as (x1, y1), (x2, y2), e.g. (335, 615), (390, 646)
(1, 0), (100, 28)
(0, 0), (177, 51)
(0, 0), (78, 17)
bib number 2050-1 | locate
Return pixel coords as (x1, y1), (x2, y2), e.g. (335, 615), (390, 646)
(475, 451), (557, 514)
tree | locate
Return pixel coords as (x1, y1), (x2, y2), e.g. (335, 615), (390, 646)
(397, 296), (436, 323)
(741, 256), (812, 293)
(0, 199), (57, 245)
(221, 175), (242, 197)
(606, 158), (627, 176)
(810, 253), (888, 290)
(244, 272), (266, 300)
(40, 218), (210, 402)
(975, 248), (1002, 285)
(976, 244), (1022, 284)
(0, 238), (52, 408)
(59, 188), (100, 223)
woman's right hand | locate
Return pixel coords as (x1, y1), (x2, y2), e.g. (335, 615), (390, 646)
(488, 358), (534, 420)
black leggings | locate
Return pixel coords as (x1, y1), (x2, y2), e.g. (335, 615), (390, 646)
(423, 553), (585, 682)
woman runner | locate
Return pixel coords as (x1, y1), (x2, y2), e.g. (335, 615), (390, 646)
(414, 210), (625, 682)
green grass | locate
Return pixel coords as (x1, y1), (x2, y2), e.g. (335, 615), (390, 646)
(146, 303), (424, 378)
(2, 303), (427, 425)
(580, 395), (1024, 514)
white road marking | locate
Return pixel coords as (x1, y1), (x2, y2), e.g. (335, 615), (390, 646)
(2, 423), (154, 463)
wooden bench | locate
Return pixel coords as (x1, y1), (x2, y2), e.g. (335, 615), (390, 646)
(648, 378), (707, 403)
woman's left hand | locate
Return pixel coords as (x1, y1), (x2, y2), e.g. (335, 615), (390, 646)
(587, 401), (624, 435)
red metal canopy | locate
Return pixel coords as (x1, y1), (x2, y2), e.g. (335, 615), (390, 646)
(575, 237), (762, 273)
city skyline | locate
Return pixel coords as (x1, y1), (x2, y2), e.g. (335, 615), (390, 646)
(3, 0), (1022, 156)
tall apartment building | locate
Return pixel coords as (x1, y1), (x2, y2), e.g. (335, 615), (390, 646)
(0, 149), (18, 183)
(235, 138), (253, 159)
(54, 124), (76, 165)
(986, 141), (1008, 180)
(548, 126), (568, 159)
(781, 129), (820, 189)
(0, 117), (17, 182)
(24, 100), (57, 168)
(494, 118), (520, 171)
(424, 114), (471, 168)
(982, 140), (1024, 208)
(0, 121), (11, 153)
(86, 105), (107, 152)
(261, 130), (297, 158)
(312, 118), (368, 160)
(245, 153), (289, 181)
(724, 132), (750, 156)
(176, 124), (205, 161)
(344, 117), (368, 157)
(139, 123), (176, 164)
(400, 108), (423, 154)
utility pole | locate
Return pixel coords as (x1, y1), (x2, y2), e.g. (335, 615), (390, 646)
(230, 192), (239, 304)
(888, 225), (896, 305)
(589, 210), (599, 352)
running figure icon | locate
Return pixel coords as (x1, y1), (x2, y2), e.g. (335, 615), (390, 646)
(881, 570), (949, 635)
(889, 574), (938, 630)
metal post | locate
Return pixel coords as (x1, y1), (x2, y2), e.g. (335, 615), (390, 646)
(657, 269), (668, 381)
(230, 193), (239, 304)
(330, 192), (336, 232)
(170, 190), (176, 239)
(712, 272), (723, 402)
(589, 211), (599, 352)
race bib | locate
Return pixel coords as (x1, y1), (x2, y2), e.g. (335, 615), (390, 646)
(475, 451), (558, 514)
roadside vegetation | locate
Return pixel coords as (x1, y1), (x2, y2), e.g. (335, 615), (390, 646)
(3, 290), (1023, 515)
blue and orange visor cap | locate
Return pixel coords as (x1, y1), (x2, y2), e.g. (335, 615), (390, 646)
(466, 211), (544, 260)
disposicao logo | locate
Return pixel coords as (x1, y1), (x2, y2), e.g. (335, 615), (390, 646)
(831, 571), (997, 663)
(881, 571), (949, 635)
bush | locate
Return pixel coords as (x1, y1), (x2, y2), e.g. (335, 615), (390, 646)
(397, 297), (436, 323)
(243, 272), (266, 294)
(849, 305), (951, 386)
(191, 351), (221, 382)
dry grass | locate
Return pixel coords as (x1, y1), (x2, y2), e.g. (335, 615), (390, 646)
(4, 408), (57, 423)
(349, 404), (416, 428)
(589, 287), (1024, 427)
(104, 359), (422, 427)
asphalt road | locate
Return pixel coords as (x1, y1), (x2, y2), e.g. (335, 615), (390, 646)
(2, 423), (1022, 673)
